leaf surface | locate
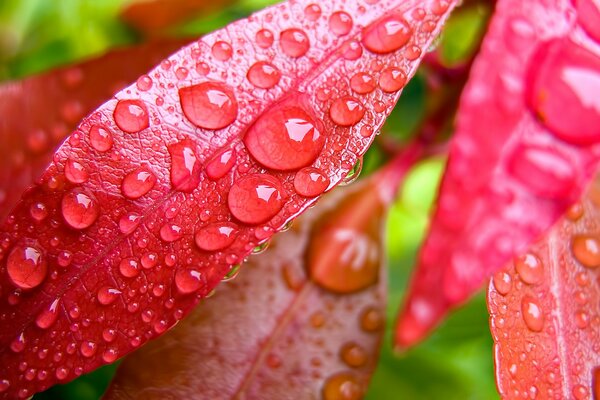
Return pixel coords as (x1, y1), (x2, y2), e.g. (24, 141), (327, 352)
(488, 177), (600, 400)
(105, 151), (418, 400)
(0, 0), (455, 397)
(396, 0), (600, 347)
(0, 39), (189, 224)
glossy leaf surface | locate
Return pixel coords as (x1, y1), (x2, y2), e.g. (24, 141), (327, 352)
(396, 0), (600, 347)
(488, 177), (600, 400)
(0, 0), (455, 397)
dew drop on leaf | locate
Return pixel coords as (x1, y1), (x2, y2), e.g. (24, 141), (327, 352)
(168, 140), (201, 192)
(280, 29), (310, 58)
(329, 11), (353, 36)
(350, 72), (377, 94)
(35, 299), (60, 329)
(304, 3), (321, 21)
(322, 372), (363, 400)
(360, 306), (384, 332)
(29, 203), (48, 222)
(194, 222), (238, 251)
(175, 269), (203, 294)
(113, 99), (149, 133)
(571, 234), (600, 268)
(61, 189), (99, 230)
(159, 223), (183, 242)
(119, 258), (140, 278)
(89, 125), (113, 152)
(362, 14), (412, 54)
(340, 342), (368, 367)
(378, 67), (407, 92)
(515, 253), (544, 285)
(64, 159), (89, 184)
(211, 41), (233, 61)
(521, 295), (544, 332)
(329, 96), (365, 126)
(7, 244), (47, 290)
(80, 341), (97, 358)
(247, 61), (281, 89)
(227, 174), (284, 224)
(205, 148), (236, 180)
(256, 29), (274, 48)
(121, 167), (156, 199)
(179, 82), (238, 130)
(493, 271), (512, 295)
(119, 213), (141, 235)
(294, 167), (330, 197)
(97, 287), (121, 305)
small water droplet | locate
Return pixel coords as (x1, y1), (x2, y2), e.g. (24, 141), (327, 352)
(168, 140), (201, 192)
(280, 29), (310, 58)
(114, 99), (149, 133)
(160, 223), (183, 242)
(10, 333), (25, 353)
(521, 296), (544, 332)
(341, 159), (363, 185)
(244, 105), (324, 170)
(360, 306), (383, 332)
(211, 41), (233, 61)
(329, 11), (353, 36)
(492, 271), (512, 295)
(30, 203), (48, 222)
(64, 159), (89, 184)
(175, 269), (203, 294)
(256, 29), (274, 48)
(330, 96), (365, 126)
(341, 40), (363, 60)
(294, 167), (329, 197)
(179, 82), (238, 130)
(572, 234), (600, 268)
(222, 264), (241, 282)
(119, 213), (141, 235)
(102, 328), (117, 343)
(322, 372), (363, 400)
(515, 253), (544, 285)
(195, 222), (238, 251)
(80, 341), (97, 358)
(89, 125), (113, 152)
(121, 167), (156, 199)
(119, 258), (140, 278)
(228, 174), (284, 224)
(573, 384), (589, 400)
(206, 148), (236, 180)
(379, 67), (407, 92)
(136, 75), (153, 91)
(97, 286), (121, 305)
(304, 4), (321, 20)
(247, 61), (281, 89)
(102, 348), (118, 363)
(340, 342), (368, 368)
(575, 310), (590, 329)
(0, 380), (8, 393)
(141, 253), (158, 269)
(362, 14), (412, 54)
(61, 189), (100, 230)
(350, 72), (377, 94)
(7, 244), (47, 289)
(35, 299), (60, 329)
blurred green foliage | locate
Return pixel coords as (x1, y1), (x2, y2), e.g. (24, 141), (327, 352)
(0, 0), (497, 398)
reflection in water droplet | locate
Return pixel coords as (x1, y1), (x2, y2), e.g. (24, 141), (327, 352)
(7, 244), (47, 290)
(30, 203), (48, 222)
(80, 341), (97, 358)
(256, 29), (274, 48)
(113, 99), (149, 133)
(160, 224), (182, 242)
(179, 82), (238, 130)
(119, 258), (140, 278)
(97, 287), (121, 305)
(341, 159), (363, 186)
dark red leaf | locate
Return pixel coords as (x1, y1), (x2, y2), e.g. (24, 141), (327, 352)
(105, 151), (418, 400)
(0, 39), (189, 224)
(396, 0), (600, 347)
(488, 177), (600, 400)
(0, 1), (455, 397)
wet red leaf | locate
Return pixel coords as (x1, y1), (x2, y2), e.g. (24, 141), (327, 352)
(396, 0), (600, 347)
(0, 0), (454, 397)
(488, 177), (600, 400)
(105, 152), (418, 400)
(0, 39), (189, 224)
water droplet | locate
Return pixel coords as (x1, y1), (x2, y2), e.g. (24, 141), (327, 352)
(113, 99), (149, 133)
(64, 159), (89, 184)
(206, 148), (236, 180)
(252, 241), (269, 254)
(322, 372), (363, 400)
(247, 61), (281, 89)
(515, 253), (544, 285)
(168, 140), (201, 192)
(572, 234), (600, 268)
(405, 44), (422, 60)
(304, 4), (321, 20)
(244, 105), (324, 170)
(256, 29), (274, 48)
(62, 189), (99, 229)
(89, 125), (113, 152)
(102, 348), (118, 363)
(175, 269), (203, 294)
(228, 174), (284, 224)
(350, 72), (377, 94)
(80, 341), (97, 358)
(7, 244), (47, 289)
(362, 14), (412, 54)
(340, 342), (368, 368)
(527, 38), (600, 145)
(10, 333), (25, 353)
(35, 299), (60, 329)
(341, 159), (363, 185)
(136, 75), (153, 91)
(521, 296), (544, 332)
(30, 202), (48, 222)
(119, 213), (141, 235)
(195, 222), (238, 251)
(211, 41), (233, 61)
(119, 258), (140, 278)
(179, 82), (238, 130)
(121, 167), (156, 199)
(280, 29), (310, 58)
(379, 67), (407, 92)
(360, 306), (383, 332)
(160, 223), (183, 242)
(330, 96), (365, 126)
(493, 271), (512, 295)
(222, 264), (241, 282)
(575, 310), (590, 329)
(102, 328), (117, 343)
(341, 40), (363, 60)
(329, 11), (353, 36)
(0, 380), (8, 393)
(573, 384), (589, 400)
(141, 253), (158, 269)
(294, 167), (329, 197)
(97, 286), (121, 305)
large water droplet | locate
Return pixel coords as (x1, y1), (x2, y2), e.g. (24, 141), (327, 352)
(294, 167), (329, 197)
(97, 287), (121, 305)
(89, 125), (113, 152)
(121, 167), (156, 199)
(572, 234), (600, 268)
(322, 372), (363, 400)
(507, 144), (576, 199)
(330, 97), (365, 126)
(350, 73), (377, 94)
(179, 82), (238, 130)
(527, 38), (600, 145)
(228, 174), (284, 224)
(35, 299), (60, 329)
(247, 62), (281, 89)
(329, 11), (353, 36)
(61, 189), (100, 229)
(195, 222), (238, 251)
(379, 67), (407, 92)
(521, 295), (544, 332)
(515, 253), (544, 285)
(175, 269), (203, 294)
(280, 29), (310, 58)
(114, 99), (149, 133)
(362, 14), (412, 54)
(244, 105), (324, 170)
(64, 159), (89, 184)
(168, 141), (201, 192)
(7, 244), (47, 290)
(205, 148), (236, 180)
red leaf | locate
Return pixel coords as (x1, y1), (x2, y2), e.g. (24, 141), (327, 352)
(0, 1), (454, 397)
(488, 177), (600, 400)
(395, 0), (600, 347)
(105, 151), (417, 400)
(0, 39), (189, 224)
